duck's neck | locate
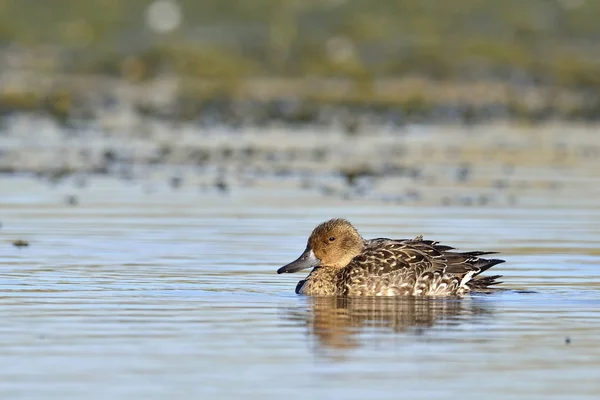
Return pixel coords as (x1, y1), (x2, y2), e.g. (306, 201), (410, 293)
(297, 267), (339, 296)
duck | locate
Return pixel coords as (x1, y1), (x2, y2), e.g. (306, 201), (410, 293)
(277, 218), (504, 296)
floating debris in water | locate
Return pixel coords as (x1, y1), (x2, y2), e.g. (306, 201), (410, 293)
(221, 146), (234, 160)
(565, 337), (571, 345)
(343, 116), (360, 136)
(103, 149), (117, 163)
(170, 176), (183, 189)
(158, 144), (173, 160)
(12, 239), (29, 247)
(456, 163), (471, 182)
(313, 148), (327, 162)
(189, 148), (210, 165)
(341, 168), (361, 186)
(47, 166), (73, 184)
(65, 195), (79, 206)
(242, 146), (256, 159)
(215, 179), (228, 193)
(340, 165), (377, 187)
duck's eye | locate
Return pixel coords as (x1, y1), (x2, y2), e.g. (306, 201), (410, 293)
(329, 237), (335, 242)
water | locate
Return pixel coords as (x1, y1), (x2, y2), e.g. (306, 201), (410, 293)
(1, 175), (599, 400)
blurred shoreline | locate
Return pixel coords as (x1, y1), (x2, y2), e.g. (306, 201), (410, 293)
(1, 111), (598, 208)
(1, 71), (599, 125)
(1, 1), (599, 207)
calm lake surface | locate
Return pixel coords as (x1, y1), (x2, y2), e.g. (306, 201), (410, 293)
(1, 175), (599, 400)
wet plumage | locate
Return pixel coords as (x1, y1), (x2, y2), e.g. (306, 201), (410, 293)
(277, 218), (504, 296)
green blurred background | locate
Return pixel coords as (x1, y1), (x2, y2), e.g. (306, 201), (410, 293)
(1, 0), (599, 122)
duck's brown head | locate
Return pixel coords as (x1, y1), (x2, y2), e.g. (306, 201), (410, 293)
(277, 219), (364, 274)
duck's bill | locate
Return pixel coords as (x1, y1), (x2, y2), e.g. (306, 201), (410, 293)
(277, 248), (320, 274)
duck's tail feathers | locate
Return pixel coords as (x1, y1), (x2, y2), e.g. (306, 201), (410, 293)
(473, 258), (505, 276)
(468, 274), (503, 291)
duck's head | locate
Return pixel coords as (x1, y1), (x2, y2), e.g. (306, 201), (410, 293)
(277, 218), (364, 274)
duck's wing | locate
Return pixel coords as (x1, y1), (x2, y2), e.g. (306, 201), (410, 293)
(348, 237), (504, 283)
(350, 238), (448, 277)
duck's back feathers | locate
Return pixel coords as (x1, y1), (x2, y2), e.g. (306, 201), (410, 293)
(337, 237), (504, 296)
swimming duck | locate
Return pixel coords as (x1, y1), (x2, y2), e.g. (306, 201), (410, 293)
(277, 218), (504, 296)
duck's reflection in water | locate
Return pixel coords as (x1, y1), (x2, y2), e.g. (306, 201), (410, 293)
(283, 296), (494, 350)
